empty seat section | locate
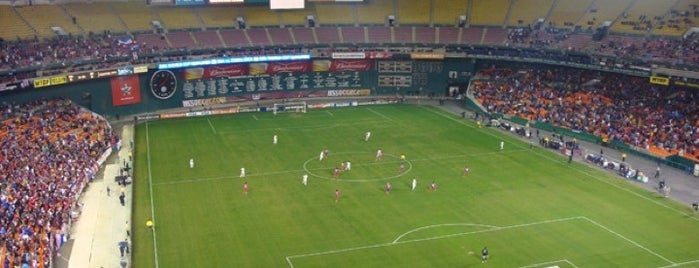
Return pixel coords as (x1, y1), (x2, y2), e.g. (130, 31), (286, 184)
(578, 0), (632, 29)
(0, 6), (35, 40)
(366, 26), (391, 43)
(438, 27), (460, 44)
(112, 2), (154, 32)
(219, 29), (250, 47)
(196, 7), (240, 29)
(64, 3), (125, 34)
(470, 0), (508, 26)
(393, 27), (412, 43)
(482, 27), (507, 44)
(315, 3), (354, 25)
(460, 27), (483, 44)
(242, 6), (278, 27)
(612, 0), (675, 34)
(167, 31), (195, 48)
(154, 6), (201, 30)
(356, 0), (393, 25)
(15, 5), (81, 37)
(396, 0), (429, 25)
(292, 28), (315, 44)
(246, 28), (270, 46)
(278, 9), (310, 26)
(547, 0), (593, 28)
(135, 33), (169, 50)
(314, 27), (341, 43)
(414, 26), (435, 44)
(267, 28), (294, 45)
(340, 27), (365, 43)
(192, 30), (222, 48)
(507, 0), (554, 26)
(432, 0), (468, 25)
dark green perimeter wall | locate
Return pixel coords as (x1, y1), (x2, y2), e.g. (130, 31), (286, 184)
(1, 59), (475, 118)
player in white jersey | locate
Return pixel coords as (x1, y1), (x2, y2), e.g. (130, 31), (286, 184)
(365, 131), (371, 141)
(411, 178), (417, 191)
(189, 158), (194, 169)
(500, 141), (504, 150)
(273, 134), (278, 145)
(302, 174), (308, 186)
(345, 161), (351, 171)
(376, 149), (383, 161)
(240, 167), (246, 178)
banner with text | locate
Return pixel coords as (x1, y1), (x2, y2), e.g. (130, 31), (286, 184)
(250, 61), (312, 75)
(183, 64), (249, 81)
(111, 75), (142, 106)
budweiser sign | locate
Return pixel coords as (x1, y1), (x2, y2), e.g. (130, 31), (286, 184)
(267, 61), (312, 74)
(330, 60), (372, 71)
(183, 65), (249, 80)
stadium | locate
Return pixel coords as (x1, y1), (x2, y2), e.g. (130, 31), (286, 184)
(1, 0), (699, 267)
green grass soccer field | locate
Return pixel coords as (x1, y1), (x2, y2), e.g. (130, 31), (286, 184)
(131, 104), (699, 268)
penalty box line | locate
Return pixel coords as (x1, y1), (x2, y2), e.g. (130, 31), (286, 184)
(285, 216), (676, 267)
(518, 259), (579, 268)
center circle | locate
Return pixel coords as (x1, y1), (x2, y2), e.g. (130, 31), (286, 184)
(302, 151), (412, 182)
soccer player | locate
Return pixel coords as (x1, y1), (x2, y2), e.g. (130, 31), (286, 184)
(400, 154), (406, 162)
(335, 189), (340, 203)
(430, 181), (437, 191)
(340, 162), (346, 171)
(333, 167), (340, 179)
(481, 246), (489, 262)
(500, 141), (504, 150)
(398, 163), (405, 174)
(345, 161), (351, 171)
(376, 149), (383, 161)
(385, 182), (392, 194)
(302, 174), (308, 186)
(463, 166), (470, 176)
(240, 167), (246, 178)
(411, 178), (417, 191)
(243, 182), (248, 195)
(365, 131), (371, 141)
(189, 158), (194, 169)
(273, 134), (278, 145)
(319, 150), (325, 161)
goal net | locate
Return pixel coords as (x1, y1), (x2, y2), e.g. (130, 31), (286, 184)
(273, 102), (307, 115)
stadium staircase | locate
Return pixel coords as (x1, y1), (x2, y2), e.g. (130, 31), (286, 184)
(479, 28), (487, 44)
(502, 0), (515, 28)
(242, 29), (253, 46)
(466, 0), (473, 27)
(216, 30), (227, 48)
(189, 32), (199, 47)
(311, 28), (319, 44)
(109, 4), (130, 35)
(11, 7), (38, 38)
(289, 28), (297, 44)
(544, 0), (560, 24)
(337, 27), (344, 43)
(575, 0), (598, 28)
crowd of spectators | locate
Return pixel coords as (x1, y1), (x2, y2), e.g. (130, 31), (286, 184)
(0, 98), (117, 267)
(471, 67), (699, 160)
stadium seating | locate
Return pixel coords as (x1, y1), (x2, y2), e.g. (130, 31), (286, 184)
(652, 0), (698, 36)
(469, 0), (508, 26)
(195, 6), (240, 29)
(219, 29), (250, 47)
(437, 27), (460, 44)
(482, 27), (508, 45)
(15, 5), (81, 37)
(246, 28), (271, 46)
(134, 32), (169, 50)
(111, 2), (155, 32)
(339, 26), (366, 44)
(393, 26), (413, 43)
(241, 5), (279, 27)
(356, 0), (394, 25)
(153, 6), (202, 30)
(166, 31), (196, 49)
(546, 0), (594, 29)
(461, 27), (484, 44)
(432, 0), (468, 26)
(63, 3), (126, 34)
(611, 0), (675, 34)
(192, 30), (224, 48)
(366, 26), (391, 44)
(291, 27), (316, 44)
(414, 26), (436, 44)
(507, 0), (554, 27)
(277, 8), (311, 27)
(396, 0), (430, 25)
(314, 26), (341, 44)
(0, 6), (35, 40)
(577, 0), (633, 30)
(267, 28), (294, 46)
(314, 3), (355, 25)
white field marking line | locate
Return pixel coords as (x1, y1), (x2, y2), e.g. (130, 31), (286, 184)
(216, 119), (395, 134)
(326, 110), (334, 116)
(423, 106), (699, 222)
(518, 259), (578, 268)
(581, 216), (675, 265)
(657, 259), (699, 268)
(252, 115), (259, 121)
(152, 149), (531, 186)
(392, 223), (500, 243)
(145, 122), (160, 268)
(207, 118), (217, 134)
(285, 216), (583, 267)
(366, 107), (394, 121)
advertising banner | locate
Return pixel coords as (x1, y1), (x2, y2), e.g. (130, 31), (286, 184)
(183, 65), (249, 81)
(110, 75), (142, 106)
(249, 61), (312, 75)
(312, 60), (373, 72)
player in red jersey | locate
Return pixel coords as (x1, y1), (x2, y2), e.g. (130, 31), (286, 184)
(335, 189), (340, 203)
(333, 167), (340, 179)
(385, 182), (392, 195)
(430, 181), (437, 191)
(243, 181), (248, 195)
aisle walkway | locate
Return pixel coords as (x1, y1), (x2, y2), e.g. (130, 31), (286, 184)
(60, 125), (135, 268)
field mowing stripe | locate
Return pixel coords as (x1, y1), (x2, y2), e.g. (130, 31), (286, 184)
(152, 150), (531, 186)
(285, 216), (583, 267)
(207, 118), (217, 134)
(424, 106), (699, 223)
(326, 110), (334, 116)
(582, 216), (675, 265)
(518, 259), (578, 268)
(145, 122), (160, 268)
(366, 107), (394, 121)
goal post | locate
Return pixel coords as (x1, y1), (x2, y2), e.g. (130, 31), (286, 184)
(273, 101), (307, 115)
